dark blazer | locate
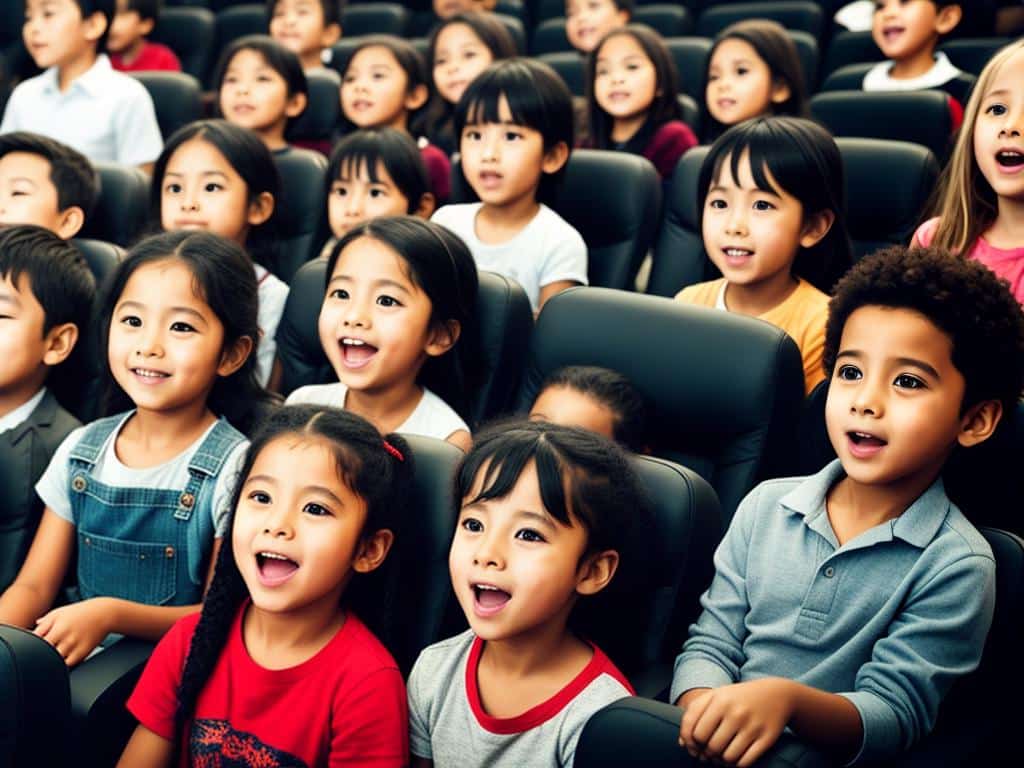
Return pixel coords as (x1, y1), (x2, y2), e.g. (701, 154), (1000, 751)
(0, 390), (80, 592)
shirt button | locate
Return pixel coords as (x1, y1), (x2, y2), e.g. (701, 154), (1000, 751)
(824, 566), (835, 578)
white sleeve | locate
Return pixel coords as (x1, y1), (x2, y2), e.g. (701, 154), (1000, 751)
(538, 219), (588, 289)
(210, 440), (250, 538)
(33, 426), (87, 524)
(256, 276), (289, 388)
(113, 80), (163, 165)
(0, 85), (25, 132)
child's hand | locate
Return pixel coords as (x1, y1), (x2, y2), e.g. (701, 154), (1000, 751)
(34, 598), (115, 666)
(678, 678), (794, 767)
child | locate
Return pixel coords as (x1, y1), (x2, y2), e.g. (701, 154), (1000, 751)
(912, 39), (1024, 305)
(566, 0), (631, 54)
(0, 230), (270, 666)
(703, 20), (807, 142)
(424, 11), (517, 156)
(267, 0), (342, 72)
(673, 245), (1024, 765)
(863, 1), (967, 123)
(153, 119), (288, 388)
(432, 59), (587, 313)
(0, 131), (98, 240)
(0, 225), (94, 593)
(586, 24), (697, 181)
(118, 406), (409, 767)
(316, 128), (436, 259)
(340, 36), (450, 203)
(409, 419), (643, 766)
(529, 365), (647, 452)
(287, 216), (477, 451)
(675, 117), (852, 395)
(215, 35), (309, 154)
(108, 0), (180, 72)
(1, 0), (163, 168)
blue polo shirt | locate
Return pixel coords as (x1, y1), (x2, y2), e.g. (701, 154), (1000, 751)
(671, 460), (995, 763)
(0, 54), (162, 165)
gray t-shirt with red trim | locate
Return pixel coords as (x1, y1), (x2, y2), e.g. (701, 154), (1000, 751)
(408, 630), (633, 767)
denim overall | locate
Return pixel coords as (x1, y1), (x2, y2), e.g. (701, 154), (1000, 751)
(68, 413), (245, 606)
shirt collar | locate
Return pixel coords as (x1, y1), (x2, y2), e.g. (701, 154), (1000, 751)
(779, 459), (951, 550)
(40, 54), (111, 97)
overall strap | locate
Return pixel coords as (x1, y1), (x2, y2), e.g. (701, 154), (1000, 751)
(175, 419), (246, 522)
(67, 413), (131, 468)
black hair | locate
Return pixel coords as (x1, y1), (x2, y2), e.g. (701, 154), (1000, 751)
(174, 405), (412, 734)
(266, 0), (344, 27)
(121, 0), (160, 24)
(586, 24), (683, 153)
(97, 230), (277, 434)
(824, 245), (1024, 415)
(535, 366), (647, 452)
(151, 120), (281, 272)
(455, 58), (575, 204)
(213, 34), (309, 109)
(703, 19), (807, 141)
(455, 419), (650, 669)
(699, 116), (852, 294)
(0, 131), (99, 218)
(325, 216), (480, 422)
(566, 0), (635, 15)
(314, 128), (431, 254)
(340, 36), (431, 136)
(67, 0), (114, 53)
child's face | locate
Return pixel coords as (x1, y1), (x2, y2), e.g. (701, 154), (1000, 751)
(433, 0), (473, 19)
(566, 0), (629, 54)
(706, 38), (789, 127)
(269, 0), (337, 64)
(449, 460), (592, 642)
(107, 0), (153, 56)
(327, 159), (413, 238)
(108, 258), (234, 415)
(973, 47), (1024, 204)
(0, 151), (80, 239)
(318, 235), (453, 394)
(0, 273), (58, 406)
(825, 305), (979, 495)
(433, 22), (495, 106)
(219, 49), (305, 143)
(342, 45), (423, 131)
(160, 138), (270, 247)
(233, 434), (390, 616)
(460, 95), (567, 211)
(871, 0), (957, 63)
(23, 0), (103, 69)
(594, 34), (658, 127)
(530, 386), (618, 442)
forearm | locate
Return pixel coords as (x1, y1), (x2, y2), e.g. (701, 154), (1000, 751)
(105, 599), (201, 641)
(677, 687), (711, 708)
(0, 581), (58, 628)
(783, 679), (863, 755)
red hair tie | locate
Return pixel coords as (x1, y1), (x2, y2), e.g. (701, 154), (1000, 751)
(382, 440), (404, 462)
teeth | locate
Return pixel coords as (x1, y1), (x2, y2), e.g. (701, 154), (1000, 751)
(725, 248), (752, 257)
(475, 584), (500, 591)
(133, 369), (166, 378)
(258, 552), (290, 560)
(342, 339), (366, 346)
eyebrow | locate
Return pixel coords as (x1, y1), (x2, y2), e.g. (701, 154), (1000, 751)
(6, 177), (39, 188)
(835, 350), (941, 379)
(984, 88), (1010, 98)
(0, 292), (21, 308)
(328, 275), (412, 294)
(163, 170), (230, 180)
(707, 183), (780, 196)
(115, 300), (209, 324)
(515, 509), (558, 530)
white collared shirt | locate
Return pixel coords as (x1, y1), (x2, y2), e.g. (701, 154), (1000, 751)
(0, 387), (46, 435)
(0, 54), (163, 165)
(862, 51), (963, 92)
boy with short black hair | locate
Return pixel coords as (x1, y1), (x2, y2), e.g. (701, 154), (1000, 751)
(565, 0), (632, 53)
(107, 0), (180, 72)
(0, 225), (95, 593)
(267, 0), (343, 72)
(1, 0), (163, 168)
(673, 245), (1024, 766)
(0, 131), (99, 240)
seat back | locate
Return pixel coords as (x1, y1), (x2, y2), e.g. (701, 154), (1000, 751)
(647, 144), (709, 297)
(286, 68), (341, 145)
(696, 0), (824, 38)
(539, 51), (584, 94)
(450, 149), (662, 290)
(823, 29), (883, 80)
(150, 6), (216, 80)
(269, 147), (327, 282)
(520, 287), (805, 521)
(341, 3), (410, 37)
(78, 164), (149, 247)
(131, 71), (204, 141)
(212, 4), (265, 85)
(531, 17), (571, 56)
(667, 36), (712, 102)
(821, 61), (977, 101)
(939, 37), (1012, 76)
(494, 13), (527, 55)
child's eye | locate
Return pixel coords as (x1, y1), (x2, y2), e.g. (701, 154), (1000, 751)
(736, 67), (749, 76)
(985, 103), (1007, 116)
(708, 72), (719, 82)
(504, 131), (522, 141)
(515, 529), (546, 543)
(836, 364), (861, 381)
(164, 182), (182, 194)
(170, 321), (196, 333)
(708, 198), (727, 209)
(752, 200), (776, 211)
(248, 490), (271, 504)
(461, 517), (483, 533)
(328, 288), (349, 300)
(303, 502), (332, 517)
(376, 295), (401, 307)
(120, 315), (142, 328)
(204, 182), (223, 193)
(464, 129), (482, 141)
(368, 187), (388, 198)
(894, 373), (925, 389)
(626, 63), (640, 71)
(332, 185), (348, 197)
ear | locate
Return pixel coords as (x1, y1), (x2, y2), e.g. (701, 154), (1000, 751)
(957, 399), (1003, 448)
(84, 11), (108, 44)
(541, 141), (570, 175)
(55, 206), (85, 240)
(321, 23), (342, 48)
(769, 78), (792, 105)
(799, 209), (835, 249)
(246, 191), (275, 227)
(615, 9), (630, 26)
(41, 322), (79, 367)
(404, 83), (430, 112)
(284, 91), (308, 119)
(425, 318), (461, 358)
(216, 334), (254, 377)
(413, 191), (436, 219)
(352, 528), (395, 573)
(575, 549), (619, 596)
(936, 4), (963, 35)
(139, 17), (156, 37)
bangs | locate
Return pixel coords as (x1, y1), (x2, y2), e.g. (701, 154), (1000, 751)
(707, 133), (782, 197)
(460, 87), (526, 128)
(337, 150), (384, 184)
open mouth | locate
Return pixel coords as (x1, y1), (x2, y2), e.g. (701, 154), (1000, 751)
(473, 583), (511, 615)
(256, 551), (299, 586)
(477, 171), (503, 187)
(996, 150), (1024, 170)
(847, 431), (887, 457)
(341, 338), (378, 368)
(882, 26), (905, 43)
(132, 367), (170, 382)
(352, 99), (373, 111)
(722, 247), (753, 265)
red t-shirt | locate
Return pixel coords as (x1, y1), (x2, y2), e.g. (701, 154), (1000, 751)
(110, 42), (181, 72)
(642, 120), (698, 180)
(127, 606), (408, 767)
(420, 143), (451, 204)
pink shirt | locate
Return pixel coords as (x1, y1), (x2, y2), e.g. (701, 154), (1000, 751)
(914, 217), (1024, 306)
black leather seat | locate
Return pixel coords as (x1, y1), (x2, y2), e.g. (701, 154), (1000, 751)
(788, 29), (818, 90)
(450, 149), (662, 291)
(821, 62), (977, 109)
(532, 6), (693, 55)
(211, 4), (265, 86)
(519, 287), (805, 521)
(531, 18), (572, 56)
(939, 37), (1012, 76)
(341, 3), (410, 37)
(150, 5), (216, 80)
(822, 29), (883, 80)
(285, 68), (340, 147)
(539, 51), (585, 94)
(77, 164), (149, 247)
(275, 261), (534, 425)
(270, 147), (327, 282)
(494, 12), (527, 55)
(696, 0), (824, 38)
(667, 36), (712, 102)
(131, 71), (204, 141)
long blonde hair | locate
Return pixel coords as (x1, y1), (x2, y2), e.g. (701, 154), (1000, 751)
(928, 38), (1024, 254)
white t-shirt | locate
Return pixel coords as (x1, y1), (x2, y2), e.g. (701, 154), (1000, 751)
(256, 264), (289, 387)
(36, 413), (249, 537)
(0, 387), (46, 434)
(431, 203), (588, 312)
(863, 51), (962, 92)
(285, 383), (469, 442)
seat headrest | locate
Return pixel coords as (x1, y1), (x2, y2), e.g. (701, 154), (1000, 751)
(287, 69), (341, 143)
(341, 4), (411, 37)
(79, 164), (149, 247)
(270, 148), (327, 280)
(531, 18), (570, 56)
(696, 0), (824, 38)
(149, 6), (215, 81)
(666, 37), (712, 102)
(539, 51), (583, 95)
(130, 71), (203, 141)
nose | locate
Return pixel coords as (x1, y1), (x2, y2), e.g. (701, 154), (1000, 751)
(180, 187), (199, 213)
(344, 188), (365, 217)
(135, 326), (164, 358)
(998, 112), (1022, 138)
(724, 204), (747, 236)
(472, 531), (505, 569)
(850, 377), (883, 418)
(481, 131), (500, 162)
(341, 294), (370, 328)
(262, 505), (295, 539)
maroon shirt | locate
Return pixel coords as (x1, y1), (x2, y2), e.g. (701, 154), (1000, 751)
(110, 42), (181, 73)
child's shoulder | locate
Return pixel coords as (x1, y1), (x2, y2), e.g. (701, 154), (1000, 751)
(285, 382), (347, 408)
(913, 217), (941, 247)
(674, 278), (725, 306)
(338, 613), (403, 672)
(432, 203), (481, 226)
(410, 629), (475, 682)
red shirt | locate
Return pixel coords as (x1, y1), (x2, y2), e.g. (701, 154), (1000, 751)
(127, 606), (408, 767)
(110, 42), (181, 73)
(642, 120), (698, 180)
(420, 143), (451, 204)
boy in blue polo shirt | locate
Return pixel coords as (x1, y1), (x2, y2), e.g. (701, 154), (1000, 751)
(673, 246), (1024, 766)
(1, 0), (162, 169)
